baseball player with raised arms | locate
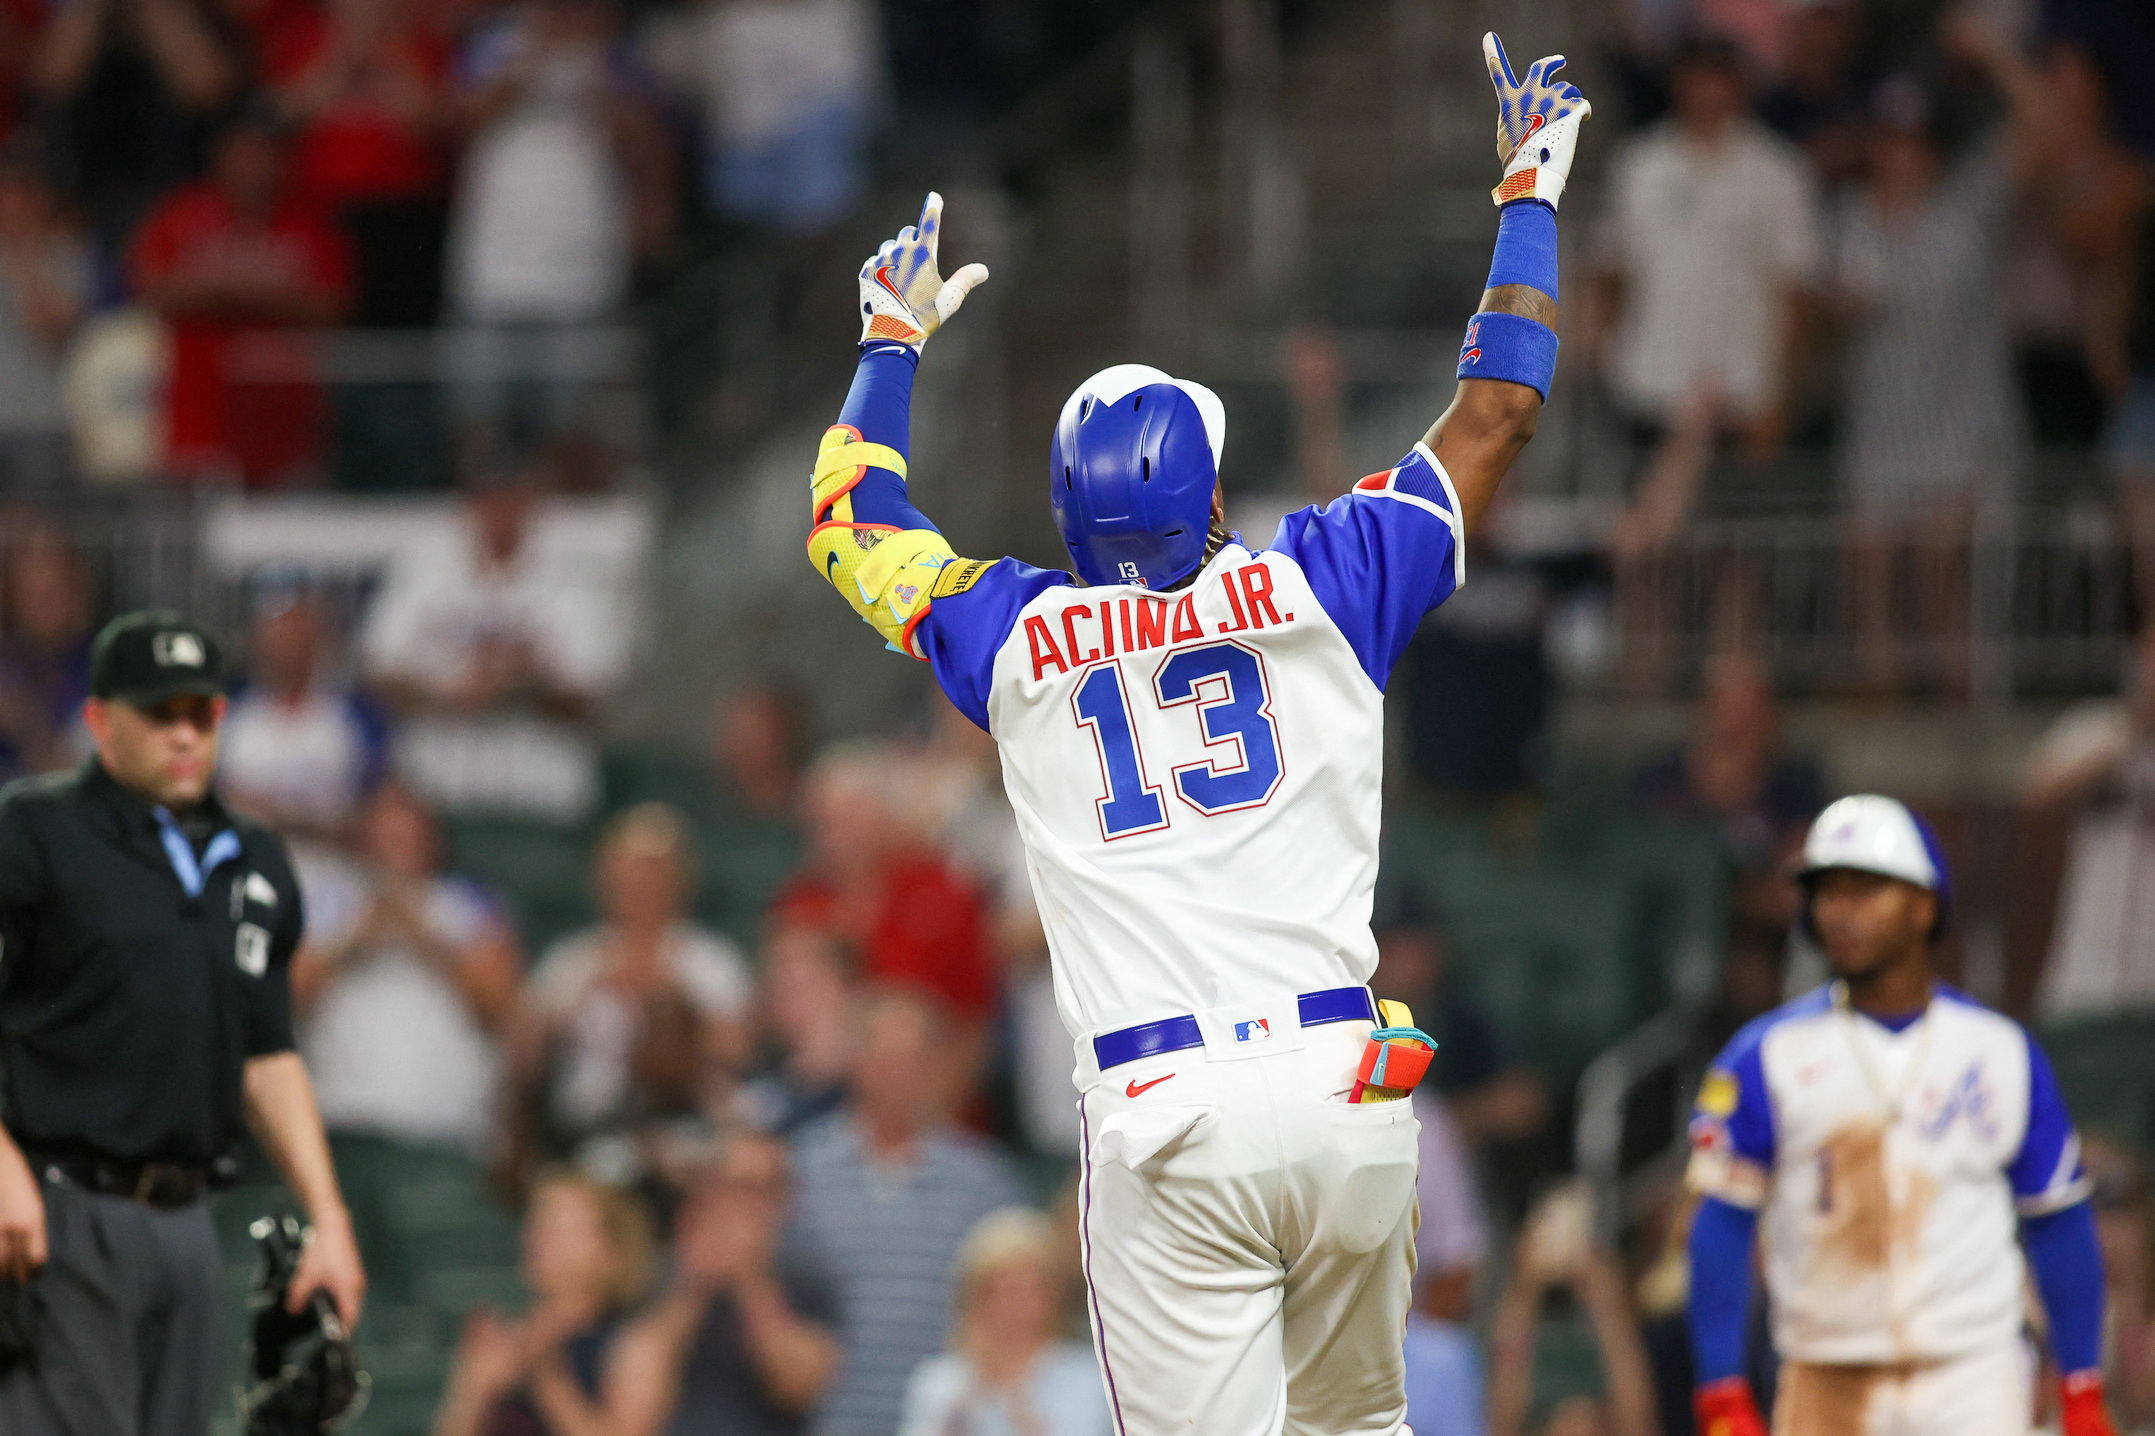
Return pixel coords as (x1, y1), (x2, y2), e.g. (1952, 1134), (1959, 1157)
(802, 31), (1584, 1436)
(1686, 795), (2118, 1436)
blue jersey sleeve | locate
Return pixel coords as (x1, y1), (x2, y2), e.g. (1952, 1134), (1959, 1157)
(1687, 1196), (1759, 1384)
(918, 559), (1074, 731)
(2009, 1030), (2092, 1215)
(1686, 1012), (1780, 1208)
(1264, 443), (1465, 688)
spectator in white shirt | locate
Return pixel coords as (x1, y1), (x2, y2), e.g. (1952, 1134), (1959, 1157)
(221, 582), (389, 843)
(897, 1207), (1110, 1436)
(444, 0), (674, 469)
(1593, 35), (1823, 564)
(361, 467), (633, 822)
(647, 0), (878, 233)
(0, 149), (91, 493)
(522, 802), (754, 1168)
(294, 780), (523, 1154)
(2023, 625), (2155, 1021)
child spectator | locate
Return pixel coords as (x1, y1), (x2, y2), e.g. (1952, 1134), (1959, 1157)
(433, 1171), (656, 1436)
(522, 803), (753, 1165)
(0, 149), (91, 492)
(129, 108), (352, 485)
(219, 581), (390, 842)
(896, 1208), (1111, 1436)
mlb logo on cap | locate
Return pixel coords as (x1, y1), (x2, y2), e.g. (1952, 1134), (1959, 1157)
(1234, 1018), (1271, 1043)
(153, 631), (206, 668)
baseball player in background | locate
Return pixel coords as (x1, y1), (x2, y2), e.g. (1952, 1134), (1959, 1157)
(801, 30), (1587, 1436)
(1686, 795), (2118, 1436)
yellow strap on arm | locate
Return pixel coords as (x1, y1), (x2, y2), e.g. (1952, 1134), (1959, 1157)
(806, 522), (958, 659)
(811, 430), (909, 517)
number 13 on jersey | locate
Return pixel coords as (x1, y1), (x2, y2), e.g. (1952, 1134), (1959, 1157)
(1071, 640), (1283, 839)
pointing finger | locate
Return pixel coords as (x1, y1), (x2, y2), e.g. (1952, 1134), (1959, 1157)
(1482, 32), (1518, 91)
(919, 191), (944, 261)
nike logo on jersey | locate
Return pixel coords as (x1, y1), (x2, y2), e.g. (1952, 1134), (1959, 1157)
(1125, 1074), (1176, 1098)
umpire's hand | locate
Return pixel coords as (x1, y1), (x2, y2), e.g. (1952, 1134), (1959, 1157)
(285, 1211), (366, 1328)
(0, 1134), (47, 1282)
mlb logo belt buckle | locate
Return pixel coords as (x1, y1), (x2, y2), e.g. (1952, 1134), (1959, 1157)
(1092, 986), (1375, 1071)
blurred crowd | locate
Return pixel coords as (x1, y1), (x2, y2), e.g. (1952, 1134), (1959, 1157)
(0, 0), (1013, 494)
(3, 0), (2155, 1432)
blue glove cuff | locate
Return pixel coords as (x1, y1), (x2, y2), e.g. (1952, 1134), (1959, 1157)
(1457, 311), (1558, 401)
(1485, 198), (1558, 302)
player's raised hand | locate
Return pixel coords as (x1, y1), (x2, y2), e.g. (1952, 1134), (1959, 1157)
(1482, 32), (1590, 210)
(857, 192), (991, 354)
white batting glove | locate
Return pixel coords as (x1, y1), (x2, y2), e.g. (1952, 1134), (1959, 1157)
(1483, 32), (1591, 210)
(858, 192), (990, 353)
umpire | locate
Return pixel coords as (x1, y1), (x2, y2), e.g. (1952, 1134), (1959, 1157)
(0, 611), (365, 1436)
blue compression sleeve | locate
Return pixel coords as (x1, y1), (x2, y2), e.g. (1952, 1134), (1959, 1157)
(831, 342), (938, 533)
(2024, 1202), (2107, 1375)
(1485, 200), (1558, 303)
(1687, 1196), (1758, 1385)
(1458, 203), (1559, 399)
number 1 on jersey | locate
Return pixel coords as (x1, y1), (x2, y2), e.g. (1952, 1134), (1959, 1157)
(1073, 664), (1169, 839)
(1073, 642), (1283, 838)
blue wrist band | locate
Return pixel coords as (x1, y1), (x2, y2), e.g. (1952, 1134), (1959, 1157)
(1457, 311), (1558, 400)
(1485, 199), (1558, 303)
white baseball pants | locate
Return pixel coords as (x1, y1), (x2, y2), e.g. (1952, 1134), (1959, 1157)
(1076, 1018), (1421, 1436)
(1774, 1343), (2034, 1436)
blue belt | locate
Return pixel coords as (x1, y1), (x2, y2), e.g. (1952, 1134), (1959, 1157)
(1092, 986), (1376, 1071)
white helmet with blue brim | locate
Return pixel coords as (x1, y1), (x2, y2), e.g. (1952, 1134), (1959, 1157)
(1797, 794), (1952, 937)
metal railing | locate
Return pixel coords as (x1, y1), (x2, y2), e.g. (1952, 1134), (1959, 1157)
(1597, 504), (2137, 702)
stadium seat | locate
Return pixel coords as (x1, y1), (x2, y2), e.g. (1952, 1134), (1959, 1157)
(2034, 1011), (2155, 1146)
(442, 815), (600, 956)
(1383, 797), (1729, 1083)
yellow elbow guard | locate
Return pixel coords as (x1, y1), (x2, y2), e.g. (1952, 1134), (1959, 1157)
(808, 426), (986, 660)
(809, 521), (955, 658)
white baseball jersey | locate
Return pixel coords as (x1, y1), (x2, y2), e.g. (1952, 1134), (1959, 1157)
(914, 443), (1464, 1059)
(1687, 984), (2090, 1365)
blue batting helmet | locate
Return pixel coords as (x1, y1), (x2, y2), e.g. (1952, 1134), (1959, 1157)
(1050, 365), (1227, 590)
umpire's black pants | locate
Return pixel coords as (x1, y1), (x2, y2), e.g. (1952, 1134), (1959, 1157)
(0, 1173), (222, 1436)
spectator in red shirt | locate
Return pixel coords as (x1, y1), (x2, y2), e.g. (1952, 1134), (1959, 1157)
(130, 109), (352, 485)
(767, 743), (996, 1023)
(267, 0), (452, 326)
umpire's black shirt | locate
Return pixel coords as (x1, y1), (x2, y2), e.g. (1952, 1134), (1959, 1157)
(0, 759), (302, 1164)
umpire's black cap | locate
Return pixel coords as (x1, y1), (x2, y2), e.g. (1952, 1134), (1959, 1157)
(89, 611), (226, 706)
